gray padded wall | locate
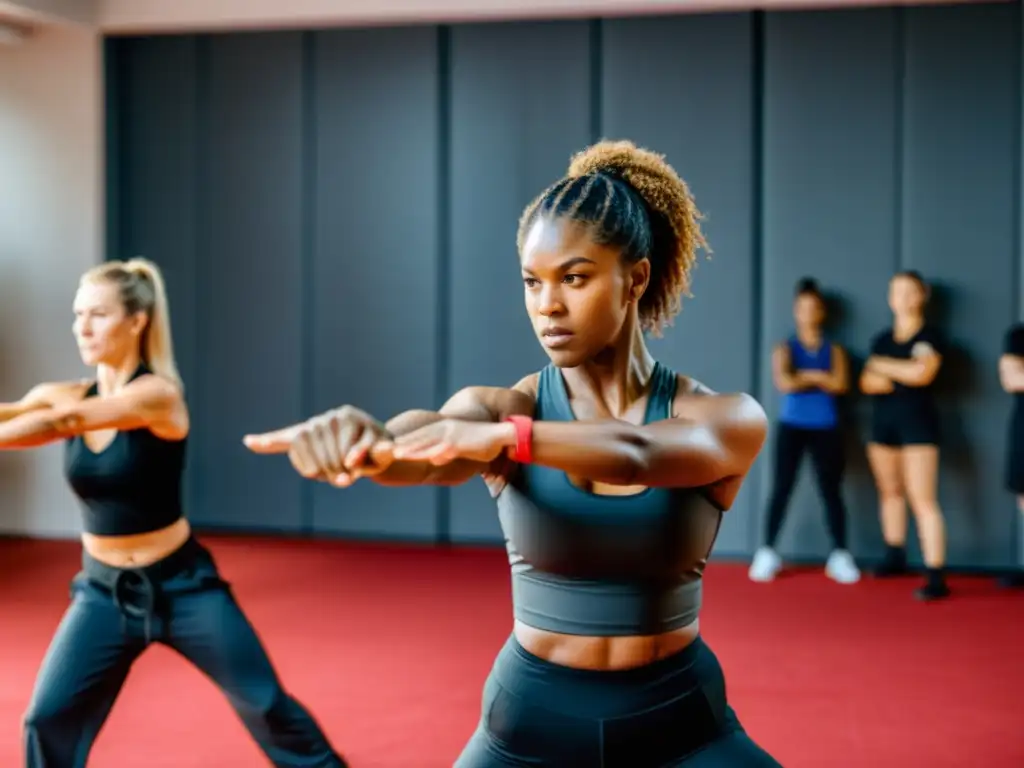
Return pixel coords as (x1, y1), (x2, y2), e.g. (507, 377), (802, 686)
(106, 3), (1024, 570)
(308, 28), (442, 541)
(108, 37), (203, 520)
(900, 5), (1020, 567)
(601, 14), (756, 555)
(761, 10), (902, 560)
(447, 21), (593, 542)
(199, 32), (307, 532)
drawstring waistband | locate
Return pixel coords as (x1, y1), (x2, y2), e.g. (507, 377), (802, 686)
(110, 568), (158, 642)
(80, 536), (204, 643)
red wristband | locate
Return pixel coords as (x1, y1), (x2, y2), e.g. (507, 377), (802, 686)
(505, 415), (533, 464)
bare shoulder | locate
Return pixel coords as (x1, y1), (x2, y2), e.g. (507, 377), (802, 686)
(440, 373), (538, 422)
(677, 374), (717, 398)
(672, 374), (768, 429)
(126, 372), (184, 402)
(120, 374), (189, 438)
(488, 372), (538, 419)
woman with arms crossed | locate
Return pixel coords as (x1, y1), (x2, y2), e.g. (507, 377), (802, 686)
(859, 270), (950, 600)
(248, 141), (780, 766)
(1, 260), (345, 767)
(748, 277), (859, 584)
(998, 321), (1024, 588)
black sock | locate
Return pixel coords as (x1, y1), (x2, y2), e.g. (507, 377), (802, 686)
(926, 567), (946, 587)
(884, 544), (906, 564)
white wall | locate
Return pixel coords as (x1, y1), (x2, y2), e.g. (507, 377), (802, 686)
(0, 24), (103, 537)
(0, 0), (96, 26)
(97, 0), (972, 34)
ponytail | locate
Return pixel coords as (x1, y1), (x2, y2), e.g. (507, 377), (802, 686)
(82, 258), (183, 390)
(124, 258), (182, 390)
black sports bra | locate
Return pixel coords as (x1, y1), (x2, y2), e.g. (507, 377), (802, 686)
(63, 364), (187, 536)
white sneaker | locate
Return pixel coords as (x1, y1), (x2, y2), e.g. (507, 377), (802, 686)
(748, 546), (782, 582)
(825, 549), (861, 584)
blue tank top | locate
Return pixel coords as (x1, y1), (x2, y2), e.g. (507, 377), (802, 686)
(495, 362), (724, 637)
(779, 336), (838, 429)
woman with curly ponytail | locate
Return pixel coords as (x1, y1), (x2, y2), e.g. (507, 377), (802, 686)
(248, 141), (780, 766)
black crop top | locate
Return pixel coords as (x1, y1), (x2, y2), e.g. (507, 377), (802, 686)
(1005, 324), (1024, 416)
(63, 365), (187, 536)
(495, 362), (724, 637)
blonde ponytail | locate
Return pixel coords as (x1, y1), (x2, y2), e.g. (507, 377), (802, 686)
(82, 258), (184, 390)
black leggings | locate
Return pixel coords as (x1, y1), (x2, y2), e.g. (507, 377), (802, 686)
(455, 634), (781, 767)
(764, 423), (847, 550)
(22, 538), (344, 768)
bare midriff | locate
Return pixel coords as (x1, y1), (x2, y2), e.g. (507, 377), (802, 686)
(514, 618), (700, 671)
(81, 517), (192, 568)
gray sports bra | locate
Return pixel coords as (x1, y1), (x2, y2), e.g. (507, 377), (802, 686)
(496, 362), (724, 636)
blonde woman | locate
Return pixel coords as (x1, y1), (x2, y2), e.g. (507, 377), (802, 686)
(860, 270), (949, 601)
(0, 260), (345, 768)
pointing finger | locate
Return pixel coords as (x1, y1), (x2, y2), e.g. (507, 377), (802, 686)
(243, 427), (300, 454)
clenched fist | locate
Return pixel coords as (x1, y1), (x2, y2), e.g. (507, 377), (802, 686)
(243, 405), (394, 487)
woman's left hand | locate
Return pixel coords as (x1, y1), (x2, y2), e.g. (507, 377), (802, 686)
(391, 419), (514, 465)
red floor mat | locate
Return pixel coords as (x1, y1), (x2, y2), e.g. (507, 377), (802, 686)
(1, 536), (1022, 767)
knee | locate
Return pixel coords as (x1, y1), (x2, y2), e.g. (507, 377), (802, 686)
(22, 698), (61, 738)
(909, 499), (943, 521)
(232, 681), (292, 722)
(877, 486), (903, 504)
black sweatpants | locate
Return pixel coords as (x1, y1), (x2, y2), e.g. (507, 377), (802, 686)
(764, 423), (848, 550)
(22, 538), (344, 768)
(455, 634), (781, 767)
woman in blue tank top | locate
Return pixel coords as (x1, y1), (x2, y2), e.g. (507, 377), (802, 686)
(248, 141), (781, 766)
(748, 278), (860, 585)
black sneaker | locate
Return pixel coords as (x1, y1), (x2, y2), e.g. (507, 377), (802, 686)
(914, 581), (951, 601)
(996, 571), (1024, 589)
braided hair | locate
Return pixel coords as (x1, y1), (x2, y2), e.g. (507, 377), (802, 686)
(517, 140), (709, 336)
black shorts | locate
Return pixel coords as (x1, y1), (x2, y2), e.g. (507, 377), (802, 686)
(1005, 413), (1024, 494)
(870, 406), (939, 448)
(455, 635), (781, 767)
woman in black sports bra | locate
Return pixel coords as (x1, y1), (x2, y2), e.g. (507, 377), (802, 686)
(247, 142), (780, 766)
(0, 259), (345, 767)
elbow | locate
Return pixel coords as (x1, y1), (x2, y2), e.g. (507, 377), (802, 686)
(628, 424), (730, 488)
(608, 428), (658, 486)
(47, 408), (83, 439)
(909, 372), (937, 388)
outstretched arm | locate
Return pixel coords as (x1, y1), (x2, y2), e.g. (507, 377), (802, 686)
(243, 378), (536, 487)
(528, 392), (766, 489)
(0, 376), (184, 450)
(393, 389), (768, 494)
(0, 382), (77, 424)
(374, 385), (533, 486)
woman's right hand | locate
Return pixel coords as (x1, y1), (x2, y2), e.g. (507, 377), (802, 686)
(243, 406), (394, 487)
